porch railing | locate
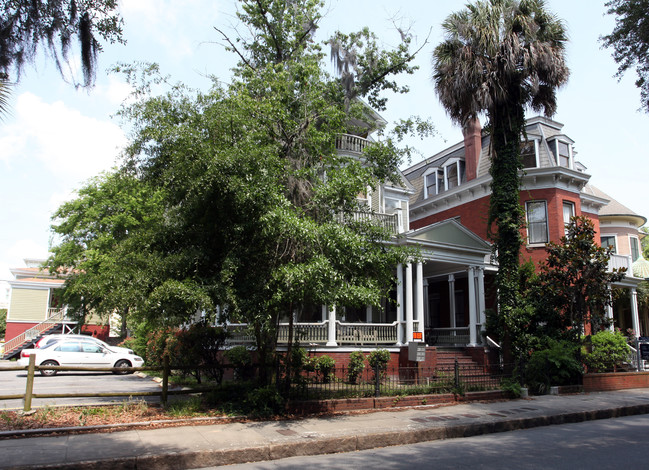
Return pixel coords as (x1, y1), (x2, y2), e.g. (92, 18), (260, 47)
(278, 322), (328, 344)
(335, 134), (371, 154)
(608, 254), (632, 273)
(226, 321), (399, 346)
(426, 327), (471, 346)
(336, 321), (399, 345)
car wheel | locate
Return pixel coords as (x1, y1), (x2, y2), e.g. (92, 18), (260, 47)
(40, 360), (59, 377)
(113, 359), (132, 375)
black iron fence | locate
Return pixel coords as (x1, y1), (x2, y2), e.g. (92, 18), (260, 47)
(289, 362), (512, 401)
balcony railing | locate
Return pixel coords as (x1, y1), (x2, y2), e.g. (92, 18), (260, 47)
(336, 211), (399, 234)
(608, 254), (632, 274)
(335, 134), (371, 154)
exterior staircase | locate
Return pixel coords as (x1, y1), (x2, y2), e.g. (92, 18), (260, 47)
(435, 348), (501, 390)
(2, 309), (74, 360)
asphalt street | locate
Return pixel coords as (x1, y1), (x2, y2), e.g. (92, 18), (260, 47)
(216, 413), (649, 470)
(0, 366), (162, 409)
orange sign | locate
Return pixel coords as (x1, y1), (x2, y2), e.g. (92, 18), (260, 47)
(412, 332), (423, 340)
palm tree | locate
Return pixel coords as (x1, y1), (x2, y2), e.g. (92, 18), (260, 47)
(432, 0), (569, 352)
(0, 74), (10, 120)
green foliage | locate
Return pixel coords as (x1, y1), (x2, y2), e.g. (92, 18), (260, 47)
(244, 386), (286, 418)
(171, 321), (229, 384)
(346, 350), (366, 384)
(0, 308), (6, 338)
(500, 378), (522, 398)
(538, 216), (625, 342)
(224, 346), (253, 381)
(583, 330), (631, 373)
(368, 348), (390, 380)
(315, 355), (335, 383)
(49, 0), (425, 387)
(0, 0), (125, 87)
(524, 340), (582, 394)
(142, 322), (227, 384)
(602, 0), (649, 113)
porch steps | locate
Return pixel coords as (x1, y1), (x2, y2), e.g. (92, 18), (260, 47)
(435, 348), (501, 389)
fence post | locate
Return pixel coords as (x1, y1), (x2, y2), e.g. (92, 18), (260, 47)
(161, 355), (169, 407)
(24, 355), (36, 412)
(454, 358), (460, 390)
(374, 363), (380, 398)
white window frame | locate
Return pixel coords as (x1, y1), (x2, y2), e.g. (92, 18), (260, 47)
(549, 139), (573, 169)
(383, 197), (404, 232)
(525, 200), (549, 245)
(520, 138), (539, 168)
(601, 234), (617, 254)
(630, 236), (641, 261)
(562, 201), (575, 235)
(423, 168), (441, 198)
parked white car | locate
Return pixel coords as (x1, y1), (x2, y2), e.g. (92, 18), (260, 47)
(35, 334), (134, 355)
(19, 339), (144, 376)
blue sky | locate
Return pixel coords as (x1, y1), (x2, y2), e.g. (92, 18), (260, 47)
(1, 0), (647, 302)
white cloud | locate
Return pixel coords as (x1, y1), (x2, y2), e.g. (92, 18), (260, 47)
(0, 92), (126, 182)
(121, 0), (225, 59)
(97, 76), (134, 106)
(0, 239), (50, 284)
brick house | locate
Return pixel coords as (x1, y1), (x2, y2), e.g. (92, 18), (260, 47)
(403, 116), (645, 339)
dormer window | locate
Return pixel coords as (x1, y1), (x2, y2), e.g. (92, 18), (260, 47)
(548, 139), (573, 169)
(423, 160), (466, 198)
(424, 169), (443, 198)
(521, 139), (539, 168)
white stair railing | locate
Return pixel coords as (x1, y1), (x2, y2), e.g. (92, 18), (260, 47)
(2, 309), (71, 356)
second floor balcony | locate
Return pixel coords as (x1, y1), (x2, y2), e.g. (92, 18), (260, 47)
(336, 134), (371, 155)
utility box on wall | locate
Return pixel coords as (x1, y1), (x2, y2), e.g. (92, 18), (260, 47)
(408, 342), (426, 362)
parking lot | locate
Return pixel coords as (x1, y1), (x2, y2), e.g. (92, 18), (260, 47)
(0, 363), (164, 410)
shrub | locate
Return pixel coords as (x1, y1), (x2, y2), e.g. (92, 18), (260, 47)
(244, 386), (286, 417)
(347, 351), (366, 384)
(224, 345), (253, 381)
(525, 340), (582, 394)
(368, 349), (391, 380)
(173, 322), (228, 384)
(583, 330), (630, 373)
(315, 355), (335, 383)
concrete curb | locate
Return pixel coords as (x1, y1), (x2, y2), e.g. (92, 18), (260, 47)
(15, 402), (649, 470)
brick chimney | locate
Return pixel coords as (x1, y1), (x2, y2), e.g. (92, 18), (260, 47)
(462, 118), (481, 182)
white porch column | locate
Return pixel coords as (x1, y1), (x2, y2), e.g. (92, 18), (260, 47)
(448, 274), (456, 329)
(366, 305), (372, 323)
(477, 267), (486, 328)
(405, 263), (414, 344)
(326, 305), (337, 346)
(423, 277), (429, 338)
(396, 263), (404, 345)
(605, 294), (614, 332)
(416, 262), (424, 337)
(468, 267), (478, 346)
(631, 288), (640, 338)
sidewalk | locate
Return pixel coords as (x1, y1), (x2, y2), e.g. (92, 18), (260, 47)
(2, 389), (649, 470)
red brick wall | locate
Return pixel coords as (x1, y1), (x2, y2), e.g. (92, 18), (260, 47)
(80, 324), (110, 341)
(410, 196), (491, 239)
(4, 322), (39, 342)
(583, 372), (649, 392)
(410, 188), (601, 271)
(4, 321), (109, 343)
